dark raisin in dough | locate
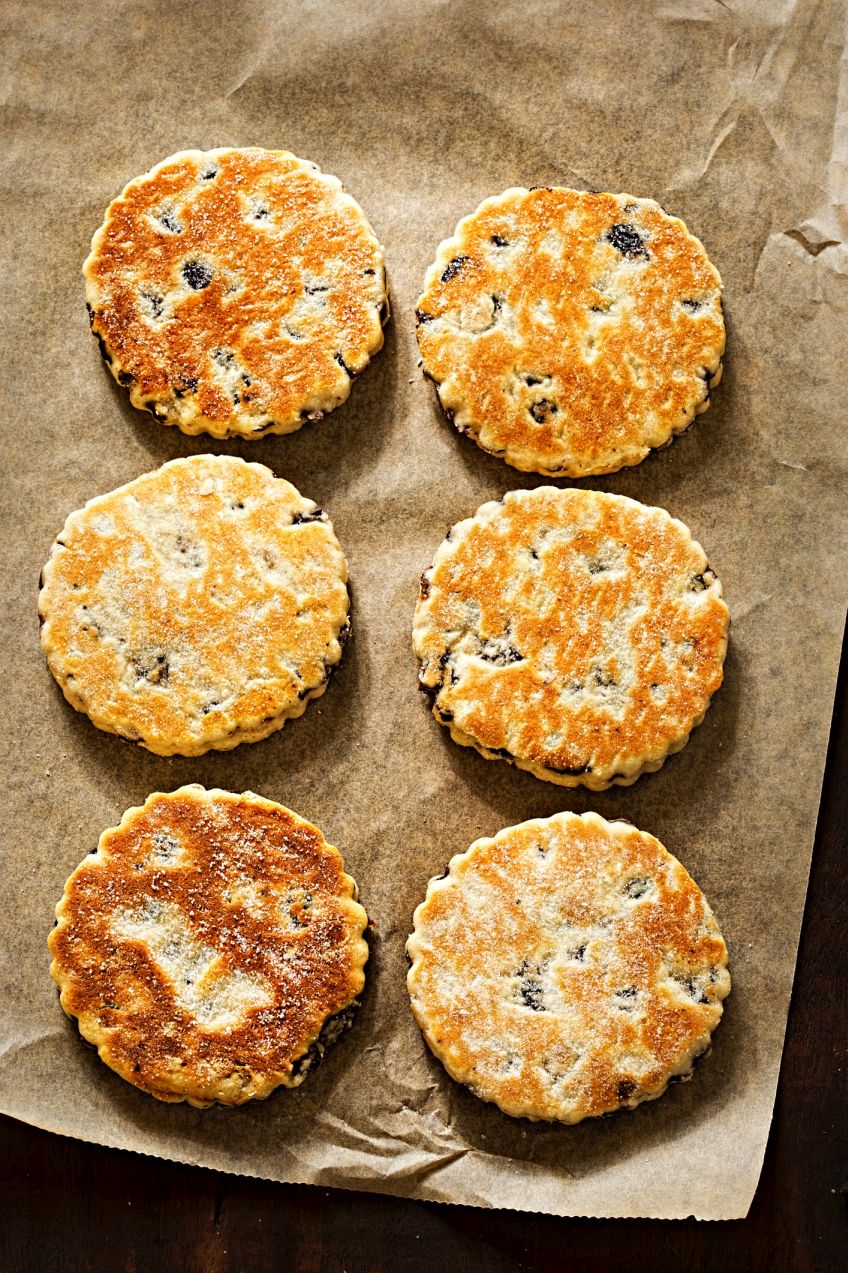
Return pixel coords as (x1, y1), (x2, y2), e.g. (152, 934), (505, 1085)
(604, 223), (648, 259)
(182, 260), (213, 290)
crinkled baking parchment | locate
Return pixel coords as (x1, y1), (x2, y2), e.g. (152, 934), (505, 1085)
(1, 0), (846, 1221)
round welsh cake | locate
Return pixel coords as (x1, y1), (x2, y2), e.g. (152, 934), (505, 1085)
(407, 812), (730, 1123)
(49, 787), (369, 1106)
(38, 455), (349, 756)
(84, 147), (387, 439)
(416, 187), (724, 476)
(414, 487), (729, 789)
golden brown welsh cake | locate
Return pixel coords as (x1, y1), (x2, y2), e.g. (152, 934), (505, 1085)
(416, 187), (724, 476)
(84, 148), (387, 439)
(407, 812), (730, 1123)
(38, 455), (349, 756)
(49, 786), (369, 1107)
(414, 487), (729, 789)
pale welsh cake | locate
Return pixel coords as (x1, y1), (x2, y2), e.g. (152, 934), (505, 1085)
(49, 786), (369, 1107)
(38, 455), (350, 756)
(416, 187), (724, 477)
(407, 811), (730, 1123)
(84, 147), (388, 439)
(414, 487), (729, 790)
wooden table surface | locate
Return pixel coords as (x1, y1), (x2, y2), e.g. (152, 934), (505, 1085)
(2, 640), (846, 1273)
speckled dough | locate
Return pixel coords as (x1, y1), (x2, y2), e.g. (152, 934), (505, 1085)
(39, 455), (350, 756)
(407, 811), (730, 1123)
(49, 786), (369, 1107)
(416, 187), (724, 476)
(414, 487), (729, 789)
(84, 147), (387, 439)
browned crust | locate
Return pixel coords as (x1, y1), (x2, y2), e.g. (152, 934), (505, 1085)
(407, 812), (730, 1123)
(49, 787), (369, 1106)
(416, 188), (724, 477)
(84, 148), (386, 439)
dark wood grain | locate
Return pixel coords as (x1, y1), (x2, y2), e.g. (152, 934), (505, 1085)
(2, 635), (846, 1273)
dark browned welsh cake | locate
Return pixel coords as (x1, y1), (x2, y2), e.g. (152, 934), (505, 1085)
(39, 455), (349, 756)
(416, 187), (724, 476)
(49, 787), (369, 1107)
(407, 811), (730, 1123)
(414, 487), (729, 789)
(84, 147), (387, 439)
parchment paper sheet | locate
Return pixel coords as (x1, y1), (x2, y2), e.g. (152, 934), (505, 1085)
(1, 0), (846, 1222)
